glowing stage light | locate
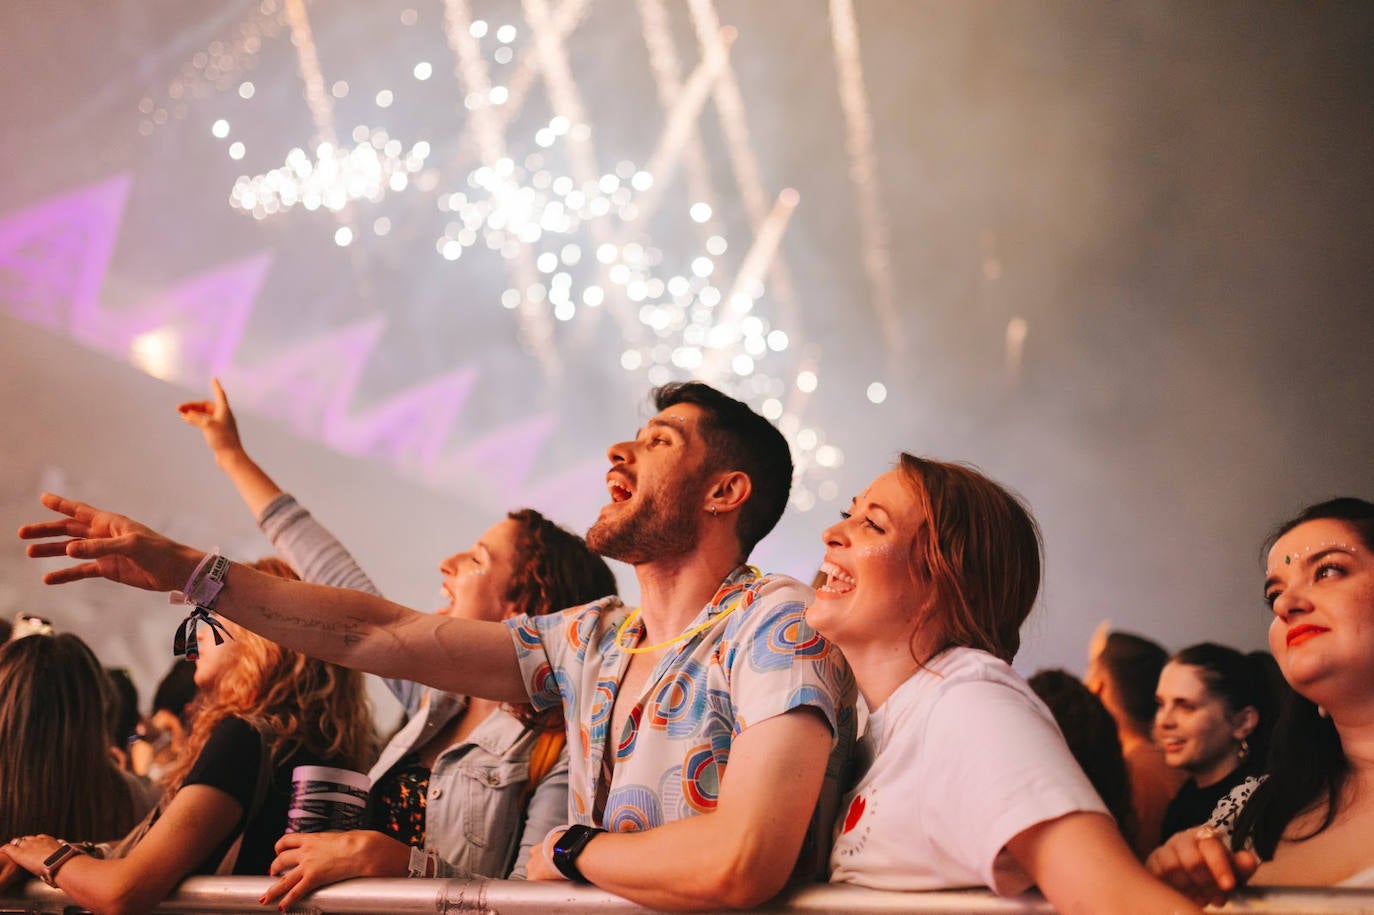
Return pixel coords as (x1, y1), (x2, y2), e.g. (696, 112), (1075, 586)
(130, 330), (180, 381)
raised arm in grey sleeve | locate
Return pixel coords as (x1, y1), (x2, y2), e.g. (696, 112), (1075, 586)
(257, 494), (380, 594)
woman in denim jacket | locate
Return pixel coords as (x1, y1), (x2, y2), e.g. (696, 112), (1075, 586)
(177, 382), (618, 908)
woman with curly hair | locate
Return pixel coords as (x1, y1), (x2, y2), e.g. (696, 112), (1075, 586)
(0, 633), (152, 855)
(175, 381), (618, 908)
(1, 557), (374, 913)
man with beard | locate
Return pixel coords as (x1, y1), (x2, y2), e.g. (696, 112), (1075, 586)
(19, 382), (855, 911)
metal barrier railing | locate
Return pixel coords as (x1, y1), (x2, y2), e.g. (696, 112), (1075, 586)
(2, 876), (1372, 914)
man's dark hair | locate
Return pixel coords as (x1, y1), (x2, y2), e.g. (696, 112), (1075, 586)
(653, 382), (793, 557)
(105, 667), (140, 747)
(151, 659), (199, 726)
(1099, 631), (1169, 735)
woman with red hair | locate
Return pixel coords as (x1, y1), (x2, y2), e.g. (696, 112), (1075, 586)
(808, 454), (1196, 911)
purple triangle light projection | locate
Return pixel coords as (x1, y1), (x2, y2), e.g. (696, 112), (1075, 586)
(520, 456), (615, 532)
(73, 253), (272, 376)
(0, 178), (566, 517)
(0, 176), (130, 330)
(223, 316), (386, 438)
(325, 367), (480, 472)
(436, 413), (558, 505)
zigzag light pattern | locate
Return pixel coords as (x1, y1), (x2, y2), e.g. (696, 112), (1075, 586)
(0, 176), (130, 330)
(0, 177), (556, 509)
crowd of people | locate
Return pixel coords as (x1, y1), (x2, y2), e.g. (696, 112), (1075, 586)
(1, 378), (1369, 913)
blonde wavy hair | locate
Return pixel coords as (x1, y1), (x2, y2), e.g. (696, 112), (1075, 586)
(162, 557), (376, 795)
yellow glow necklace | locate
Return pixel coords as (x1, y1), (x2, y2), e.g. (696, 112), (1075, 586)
(615, 566), (759, 655)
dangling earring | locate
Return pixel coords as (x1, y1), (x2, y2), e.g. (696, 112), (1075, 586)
(1236, 738), (1249, 762)
(1318, 705), (1330, 719)
(709, 505), (718, 517)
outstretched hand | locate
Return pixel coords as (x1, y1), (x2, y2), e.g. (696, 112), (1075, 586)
(177, 378), (243, 457)
(1146, 826), (1260, 907)
(17, 493), (201, 594)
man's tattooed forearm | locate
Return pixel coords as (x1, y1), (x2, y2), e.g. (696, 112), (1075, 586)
(259, 607), (366, 645)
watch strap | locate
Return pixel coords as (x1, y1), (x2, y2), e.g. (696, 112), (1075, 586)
(551, 825), (605, 884)
(41, 842), (81, 887)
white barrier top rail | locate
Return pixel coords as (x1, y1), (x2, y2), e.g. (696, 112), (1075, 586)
(3, 877), (1374, 915)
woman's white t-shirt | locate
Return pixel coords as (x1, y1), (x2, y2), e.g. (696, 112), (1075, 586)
(830, 647), (1108, 895)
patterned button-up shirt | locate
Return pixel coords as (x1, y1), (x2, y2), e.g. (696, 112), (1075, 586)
(505, 565), (855, 852)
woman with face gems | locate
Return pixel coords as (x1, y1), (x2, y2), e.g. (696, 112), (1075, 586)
(1153, 643), (1274, 843)
(170, 381), (618, 909)
(1147, 498), (1374, 902)
(808, 454), (1197, 912)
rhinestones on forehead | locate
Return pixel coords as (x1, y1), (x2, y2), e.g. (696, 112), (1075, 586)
(1271, 541), (1360, 575)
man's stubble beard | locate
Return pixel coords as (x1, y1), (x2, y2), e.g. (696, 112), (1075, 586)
(587, 476), (705, 565)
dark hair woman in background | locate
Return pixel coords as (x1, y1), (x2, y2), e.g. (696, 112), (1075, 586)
(1154, 642), (1276, 842)
(0, 633), (151, 855)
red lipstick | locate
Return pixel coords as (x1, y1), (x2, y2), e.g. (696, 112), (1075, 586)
(1286, 624), (1328, 648)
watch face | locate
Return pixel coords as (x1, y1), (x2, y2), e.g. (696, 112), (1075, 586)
(553, 828), (579, 855)
(554, 825), (593, 856)
(43, 845), (73, 868)
(552, 825), (601, 883)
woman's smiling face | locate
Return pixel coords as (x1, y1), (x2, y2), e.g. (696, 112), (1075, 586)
(1264, 518), (1374, 705)
(1154, 661), (1254, 786)
(807, 469), (927, 651)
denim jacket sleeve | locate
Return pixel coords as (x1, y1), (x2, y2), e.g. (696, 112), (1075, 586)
(256, 492), (422, 712)
(505, 741), (570, 879)
(415, 711), (570, 879)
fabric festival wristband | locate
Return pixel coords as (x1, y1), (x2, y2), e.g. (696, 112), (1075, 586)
(171, 551), (230, 610)
(170, 552), (233, 660)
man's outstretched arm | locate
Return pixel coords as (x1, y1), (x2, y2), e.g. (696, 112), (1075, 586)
(18, 493), (528, 703)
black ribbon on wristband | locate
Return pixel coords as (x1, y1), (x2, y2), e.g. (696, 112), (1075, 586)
(173, 607), (233, 661)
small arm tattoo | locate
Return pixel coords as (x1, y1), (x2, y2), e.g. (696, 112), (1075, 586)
(258, 607), (366, 645)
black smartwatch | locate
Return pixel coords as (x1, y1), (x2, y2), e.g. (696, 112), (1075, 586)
(551, 825), (605, 883)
